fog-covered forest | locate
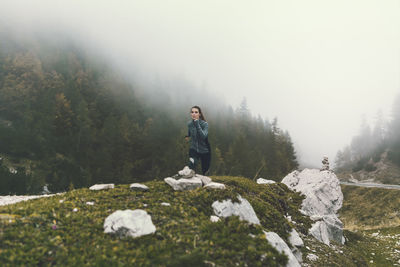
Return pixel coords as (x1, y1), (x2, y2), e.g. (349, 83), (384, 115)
(0, 31), (298, 194)
(335, 93), (400, 172)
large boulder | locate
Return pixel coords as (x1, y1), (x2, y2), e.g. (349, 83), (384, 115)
(282, 169), (344, 246)
(212, 195), (260, 225)
(104, 209), (156, 238)
(264, 231), (301, 267)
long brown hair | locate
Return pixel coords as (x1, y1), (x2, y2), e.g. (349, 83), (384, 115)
(191, 106), (206, 121)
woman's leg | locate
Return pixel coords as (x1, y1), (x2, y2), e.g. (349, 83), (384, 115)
(200, 152), (211, 175)
(188, 149), (199, 170)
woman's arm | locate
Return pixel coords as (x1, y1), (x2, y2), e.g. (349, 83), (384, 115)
(194, 120), (208, 139)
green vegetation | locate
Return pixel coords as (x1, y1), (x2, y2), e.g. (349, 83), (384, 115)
(335, 95), (400, 184)
(340, 185), (400, 230)
(0, 30), (298, 194)
(0, 176), (310, 266)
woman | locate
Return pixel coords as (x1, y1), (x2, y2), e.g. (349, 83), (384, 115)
(185, 106), (211, 175)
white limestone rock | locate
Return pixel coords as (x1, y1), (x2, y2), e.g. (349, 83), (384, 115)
(130, 183), (149, 191)
(288, 229), (304, 263)
(204, 182), (226, 189)
(257, 178), (276, 184)
(212, 195), (260, 225)
(307, 253), (319, 261)
(89, 184), (114, 190)
(161, 202), (171, 206)
(289, 228), (304, 247)
(104, 209), (156, 238)
(164, 177), (203, 191)
(195, 174), (212, 185)
(282, 169), (344, 246)
(210, 215), (220, 222)
(178, 166), (195, 178)
(264, 231), (301, 267)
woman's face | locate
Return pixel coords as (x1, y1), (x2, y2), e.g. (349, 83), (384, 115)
(191, 108), (200, 120)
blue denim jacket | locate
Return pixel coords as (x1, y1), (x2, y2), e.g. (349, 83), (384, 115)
(187, 119), (209, 153)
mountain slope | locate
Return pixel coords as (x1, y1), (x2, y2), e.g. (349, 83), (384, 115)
(1, 176), (396, 266)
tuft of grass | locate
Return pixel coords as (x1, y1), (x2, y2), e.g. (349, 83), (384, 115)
(0, 176), (311, 266)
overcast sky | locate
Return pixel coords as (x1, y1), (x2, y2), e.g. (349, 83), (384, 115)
(1, 0), (400, 167)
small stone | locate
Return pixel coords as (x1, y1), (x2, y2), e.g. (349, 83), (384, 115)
(161, 202), (171, 206)
(73, 208), (78, 212)
(257, 178), (276, 184)
(89, 184), (114, 190)
(86, 201), (94, 206)
(59, 200), (64, 203)
(307, 254), (318, 261)
(104, 209), (156, 238)
(130, 183), (149, 191)
(204, 182), (226, 189)
(210, 215), (220, 222)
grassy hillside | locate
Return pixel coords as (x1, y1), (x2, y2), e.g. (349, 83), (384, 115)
(340, 185), (400, 230)
(0, 177), (397, 266)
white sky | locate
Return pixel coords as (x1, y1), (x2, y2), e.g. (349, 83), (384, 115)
(1, 0), (400, 167)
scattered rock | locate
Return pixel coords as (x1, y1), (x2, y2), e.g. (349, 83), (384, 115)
(288, 229), (304, 263)
(264, 231), (301, 267)
(306, 253), (319, 261)
(86, 201), (94, 206)
(164, 177), (202, 191)
(204, 182), (226, 189)
(257, 178), (276, 184)
(210, 215), (220, 222)
(282, 168), (344, 246)
(212, 195), (260, 225)
(161, 202), (171, 206)
(178, 166), (195, 178)
(104, 209), (156, 238)
(130, 183), (149, 191)
(289, 228), (304, 247)
(73, 208), (78, 212)
(89, 184), (115, 190)
(196, 174), (212, 185)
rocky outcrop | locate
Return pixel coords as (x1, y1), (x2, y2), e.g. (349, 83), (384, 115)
(264, 231), (301, 267)
(288, 228), (304, 263)
(282, 168), (344, 246)
(164, 167), (223, 191)
(104, 209), (156, 238)
(164, 177), (203, 191)
(89, 184), (115, 190)
(212, 195), (260, 225)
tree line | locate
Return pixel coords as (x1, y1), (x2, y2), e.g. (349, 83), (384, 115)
(0, 33), (298, 194)
(335, 94), (400, 173)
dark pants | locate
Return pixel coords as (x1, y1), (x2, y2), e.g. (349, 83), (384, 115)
(188, 149), (211, 175)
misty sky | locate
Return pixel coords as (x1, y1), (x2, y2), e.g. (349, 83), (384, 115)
(1, 0), (400, 167)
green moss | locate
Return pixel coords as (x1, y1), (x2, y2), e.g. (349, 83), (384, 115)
(5, 176), (379, 266)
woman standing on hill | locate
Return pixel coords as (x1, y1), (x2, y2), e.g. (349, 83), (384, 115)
(185, 106), (211, 175)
